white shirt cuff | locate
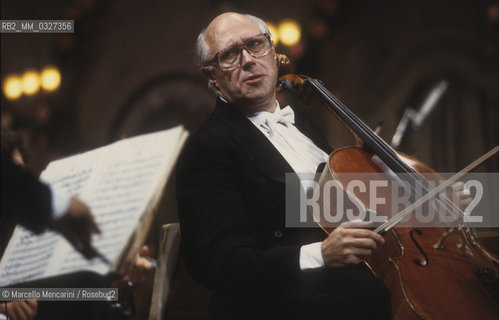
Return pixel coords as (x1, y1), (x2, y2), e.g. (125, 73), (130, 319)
(299, 242), (325, 270)
(49, 185), (71, 220)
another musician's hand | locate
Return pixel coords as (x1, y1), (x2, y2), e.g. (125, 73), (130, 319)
(127, 246), (155, 286)
(0, 300), (38, 320)
(50, 197), (101, 253)
(112, 245), (155, 320)
(321, 220), (385, 268)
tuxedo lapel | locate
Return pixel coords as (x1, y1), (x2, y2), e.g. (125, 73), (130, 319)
(213, 98), (293, 183)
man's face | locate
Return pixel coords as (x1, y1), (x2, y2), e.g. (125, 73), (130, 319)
(203, 14), (278, 109)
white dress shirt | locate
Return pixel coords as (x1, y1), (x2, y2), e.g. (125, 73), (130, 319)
(49, 185), (71, 220)
(247, 102), (328, 270)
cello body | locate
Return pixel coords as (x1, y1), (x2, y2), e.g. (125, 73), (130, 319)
(317, 147), (499, 320)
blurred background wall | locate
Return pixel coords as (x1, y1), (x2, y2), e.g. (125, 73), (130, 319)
(2, 0), (498, 173)
(2, 0), (498, 318)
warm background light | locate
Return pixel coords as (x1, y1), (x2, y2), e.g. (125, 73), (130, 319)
(21, 70), (41, 95)
(266, 22), (279, 45)
(3, 76), (23, 100)
(41, 66), (61, 91)
(278, 19), (301, 46)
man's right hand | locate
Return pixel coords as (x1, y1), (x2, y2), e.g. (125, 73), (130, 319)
(321, 220), (385, 268)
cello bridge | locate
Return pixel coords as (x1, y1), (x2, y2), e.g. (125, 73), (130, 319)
(432, 228), (455, 250)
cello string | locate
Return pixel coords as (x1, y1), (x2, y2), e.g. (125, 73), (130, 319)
(309, 79), (416, 173)
(306, 79), (484, 234)
(318, 80), (472, 229)
(319, 79), (492, 245)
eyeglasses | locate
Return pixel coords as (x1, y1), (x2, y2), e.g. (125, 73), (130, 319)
(206, 33), (272, 71)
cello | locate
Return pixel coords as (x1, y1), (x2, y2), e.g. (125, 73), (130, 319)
(275, 55), (499, 320)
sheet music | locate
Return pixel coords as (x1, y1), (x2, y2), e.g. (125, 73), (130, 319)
(0, 126), (187, 286)
(0, 149), (101, 286)
(0, 230), (59, 285)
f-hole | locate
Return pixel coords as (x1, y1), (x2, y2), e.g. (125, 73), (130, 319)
(410, 229), (429, 266)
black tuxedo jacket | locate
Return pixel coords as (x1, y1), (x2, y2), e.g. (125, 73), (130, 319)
(1, 153), (53, 233)
(1, 154), (54, 255)
(176, 98), (333, 317)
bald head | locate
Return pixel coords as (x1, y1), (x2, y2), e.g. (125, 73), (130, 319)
(196, 13), (269, 66)
(195, 12), (278, 113)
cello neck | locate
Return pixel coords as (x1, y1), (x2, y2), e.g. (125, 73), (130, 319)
(305, 78), (415, 175)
